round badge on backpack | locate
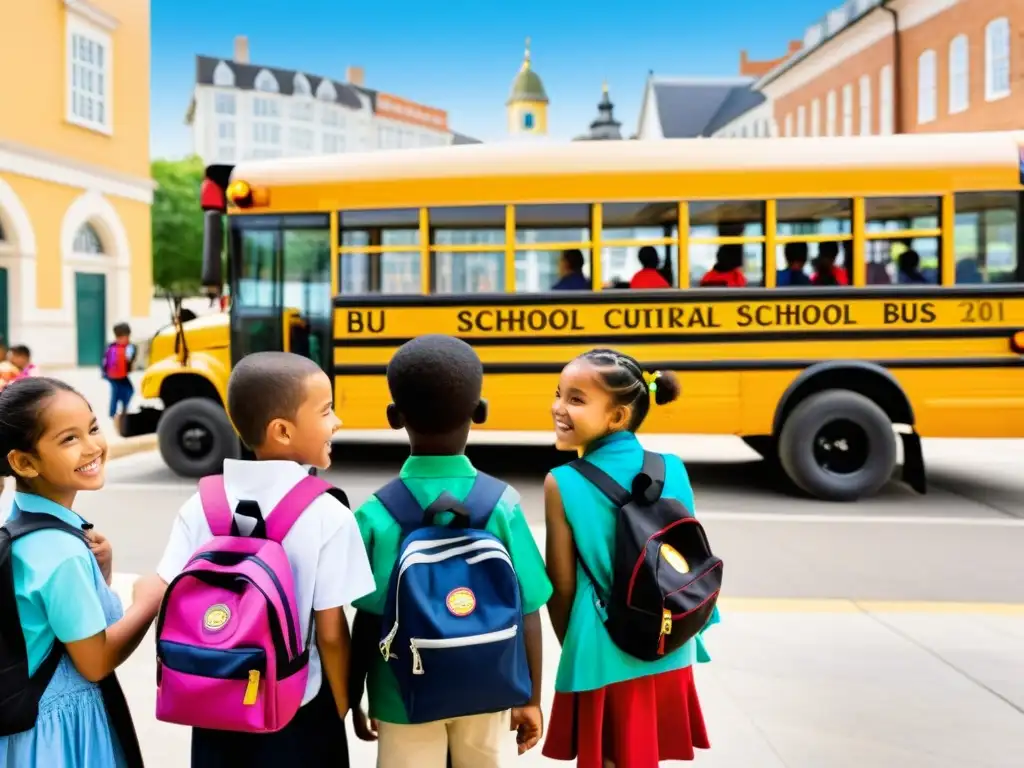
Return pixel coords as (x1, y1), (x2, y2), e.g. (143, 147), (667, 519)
(660, 544), (690, 574)
(204, 603), (231, 631)
(446, 587), (476, 617)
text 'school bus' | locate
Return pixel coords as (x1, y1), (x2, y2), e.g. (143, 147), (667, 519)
(125, 132), (1024, 501)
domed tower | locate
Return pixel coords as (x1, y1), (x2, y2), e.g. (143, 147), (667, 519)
(507, 37), (549, 136)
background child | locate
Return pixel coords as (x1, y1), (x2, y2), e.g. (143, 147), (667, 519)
(349, 334), (552, 768)
(0, 377), (164, 767)
(542, 348), (717, 768)
(102, 324), (136, 435)
(157, 351), (374, 768)
(8, 345), (37, 380)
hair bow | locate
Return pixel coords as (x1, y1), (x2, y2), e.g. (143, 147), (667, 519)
(643, 370), (661, 393)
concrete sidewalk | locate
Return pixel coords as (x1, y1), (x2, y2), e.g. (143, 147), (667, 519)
(41, 367), (157, 459)
(108, 572), (1024, 768)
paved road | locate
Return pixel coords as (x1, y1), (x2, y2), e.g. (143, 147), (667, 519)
(20, 436), (1024, 767)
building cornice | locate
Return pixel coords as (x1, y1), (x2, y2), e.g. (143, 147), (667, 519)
(64, 0), (119, 31)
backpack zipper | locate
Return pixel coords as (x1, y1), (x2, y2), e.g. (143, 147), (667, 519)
(409, 625), (519, 675)
(379, 543), (514, 660)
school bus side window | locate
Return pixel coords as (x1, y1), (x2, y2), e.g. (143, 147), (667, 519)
(954, 192), (1020, 284)
(600, 202), (678, 289)
(514, 204), (591, 292)
(339, 208), (421, 294)
(864, 197), (941, 285)
(689, 201), (765, 288)
(776, 199), (852, 287)
(429, 206), (506, 293)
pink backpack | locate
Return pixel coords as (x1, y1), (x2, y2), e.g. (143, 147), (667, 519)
(155, 473), (334, 733)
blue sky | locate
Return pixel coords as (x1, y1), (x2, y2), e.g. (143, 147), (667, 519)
(151, 0), (832, 159)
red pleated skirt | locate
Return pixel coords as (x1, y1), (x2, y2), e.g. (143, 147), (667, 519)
(542, 666), (710, 767)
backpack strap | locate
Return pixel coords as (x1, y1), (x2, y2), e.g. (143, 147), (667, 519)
(634, 451), (667, 504)
(198, 475), (233, 537)
(567, 458), (631, 507)
(265, 475), (333, 543)
(374, 479), (424, 537)
(459, 472), (508, 528)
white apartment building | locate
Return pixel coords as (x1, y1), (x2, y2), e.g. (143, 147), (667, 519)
(186, 37), (465, 165)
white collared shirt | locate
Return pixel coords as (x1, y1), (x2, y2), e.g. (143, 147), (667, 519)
(157, 459), (375, 705)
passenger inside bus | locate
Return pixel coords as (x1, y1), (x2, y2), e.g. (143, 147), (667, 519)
(811, 241), (849, 285)
(699, 244), (747, 287)
(629, 246), (671, 289)
(777, 242), (811, 287)
(551, 248), (590, 290)
(897, 248), (927, 284)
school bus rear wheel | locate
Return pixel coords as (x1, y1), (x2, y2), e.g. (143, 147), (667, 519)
(777, 390), (897, 502)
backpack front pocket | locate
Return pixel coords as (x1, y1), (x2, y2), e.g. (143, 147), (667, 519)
(156, 640), (268, 732)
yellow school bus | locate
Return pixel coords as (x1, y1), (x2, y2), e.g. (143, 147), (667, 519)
(130, 131), (1024, 501)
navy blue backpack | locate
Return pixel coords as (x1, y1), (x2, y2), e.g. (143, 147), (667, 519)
(375, 472), (532, 724)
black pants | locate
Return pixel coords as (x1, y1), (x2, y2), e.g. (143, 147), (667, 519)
(191, 682), (348, 767)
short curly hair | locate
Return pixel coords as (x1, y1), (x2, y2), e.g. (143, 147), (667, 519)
(227, 351), (325, 449)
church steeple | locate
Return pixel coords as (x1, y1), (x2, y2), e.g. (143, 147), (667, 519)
(576, 81), (622, 141)
(507, 36), (549, 136)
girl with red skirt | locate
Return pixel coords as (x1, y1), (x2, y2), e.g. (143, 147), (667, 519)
(543, 350), (719, 767)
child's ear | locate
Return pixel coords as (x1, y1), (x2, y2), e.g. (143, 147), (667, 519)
(471, 399), (488, 425)
(7, 449), (39, 480)
(609, 405), (630, 431)
(386, 404), (404, 430)
(265, 418), (291, 445)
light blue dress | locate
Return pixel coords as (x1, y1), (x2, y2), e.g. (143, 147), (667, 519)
(0, 493), (127, 768)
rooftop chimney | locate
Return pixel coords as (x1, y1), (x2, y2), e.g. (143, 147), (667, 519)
(234, 36), (249, 64)
(346, 65), (364, 87)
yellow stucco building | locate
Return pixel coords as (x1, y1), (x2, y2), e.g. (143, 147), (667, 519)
(0, 0), (153, 366)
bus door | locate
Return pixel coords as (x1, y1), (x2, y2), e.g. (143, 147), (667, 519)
(229, 214), (333, 370)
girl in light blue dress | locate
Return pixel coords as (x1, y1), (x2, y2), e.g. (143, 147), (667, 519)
(0, 377), (165, 767)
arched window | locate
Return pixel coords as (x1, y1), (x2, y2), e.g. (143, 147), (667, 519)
(293, 73), (311, 96)
(254, 69), (279, 93)
(73, 222), (104, 254)
(212, 61), (235, 87)
(949, 35), (969, 114)
(985, 18), (1011, 101)
(917, 50), (937, 124)
(316, 79), (337, 102)
(523, 112), (534, 130)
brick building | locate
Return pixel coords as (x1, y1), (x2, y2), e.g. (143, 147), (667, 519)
(757, 0), (1021, 138)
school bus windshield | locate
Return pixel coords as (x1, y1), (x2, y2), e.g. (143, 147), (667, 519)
(177, 131), (1024, 502)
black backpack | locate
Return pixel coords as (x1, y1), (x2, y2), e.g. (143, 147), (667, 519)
(0, 511), (90, 735)
(570, 451), (723, 662)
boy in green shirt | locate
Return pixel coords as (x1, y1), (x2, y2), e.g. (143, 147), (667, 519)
(349, 334), (552, 768)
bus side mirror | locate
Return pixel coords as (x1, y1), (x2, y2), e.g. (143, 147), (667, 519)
(201, 210), (224, 293)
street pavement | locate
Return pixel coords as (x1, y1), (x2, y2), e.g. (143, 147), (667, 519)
(14, 435), (1014, 767)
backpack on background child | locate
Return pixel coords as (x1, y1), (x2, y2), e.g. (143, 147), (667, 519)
(569, 449), (723, 661)
(102, 339), (135, 381)
(155, 472), (346, 733)
(375, 471), (532, 724)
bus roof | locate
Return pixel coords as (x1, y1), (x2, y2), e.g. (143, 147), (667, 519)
(232, 131), (1024, 188)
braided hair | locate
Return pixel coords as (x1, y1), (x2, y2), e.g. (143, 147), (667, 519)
(576, 348), (681, 431)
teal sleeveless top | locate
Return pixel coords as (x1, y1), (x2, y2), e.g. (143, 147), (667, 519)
(551, 431), (720, 693)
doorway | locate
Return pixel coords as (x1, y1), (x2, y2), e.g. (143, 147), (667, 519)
(75, 272), (107, 365)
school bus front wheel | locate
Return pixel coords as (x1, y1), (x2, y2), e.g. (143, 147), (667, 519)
(777, 390), (898, 502)
(157, 398), (240, 478)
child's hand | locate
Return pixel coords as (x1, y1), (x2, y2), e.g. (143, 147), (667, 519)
(352, 707), (378, 742)
(510, 705), (543, 754)
(132, 573), (166, 614)
(86, 529), (113, 585)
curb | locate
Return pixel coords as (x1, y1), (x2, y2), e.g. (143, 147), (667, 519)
(107, 434), (158, 460)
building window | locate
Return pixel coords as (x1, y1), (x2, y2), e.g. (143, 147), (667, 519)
(523, 112), (535, 130)
(215, 92), (236, 115)
(73, 223), (104, 254)
(985, 18), (1011, 101)
(880, 65), (894, 134)
(324, 134), (346, 153)
(918, 50), (937, 124)
(322, 106), (345, 129)
(842, 84), (853, 135)
(289, 127), (314, 153)
(784, 113), (793, 137)
(217, 145), (235, 162)
(293, 73), (311, 96)
(253, 97), (280, 118)
(253, 122), (281, 145)
(811, 99), (821, 136)
(212, 61), (234, 87)
(217, 121), (234, 140)
(316, 79), (337, 102)
(67, 20), (112, 134)
(796, 105), (806, 136)
(291, 100), (314, 122)
(826, 90), (837, 135)
(949, 35), (969, 114)
(254, 69), (279, 93)
(859, 75), (871, 135)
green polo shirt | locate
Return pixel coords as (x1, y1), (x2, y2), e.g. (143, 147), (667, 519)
(353, 454), (553, 724)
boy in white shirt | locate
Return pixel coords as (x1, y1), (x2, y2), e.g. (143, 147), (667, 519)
(157, 351), (375, 767)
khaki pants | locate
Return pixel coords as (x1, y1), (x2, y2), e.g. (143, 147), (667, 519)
(377, 710), (514, 768)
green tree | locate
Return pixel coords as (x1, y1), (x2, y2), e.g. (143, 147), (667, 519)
(151, 156), (205, 295)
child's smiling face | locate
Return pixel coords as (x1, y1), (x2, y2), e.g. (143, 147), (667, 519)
(8, 389), (107, 495)
(551, 359), (629, 451)
(284, 371), (341, 469)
